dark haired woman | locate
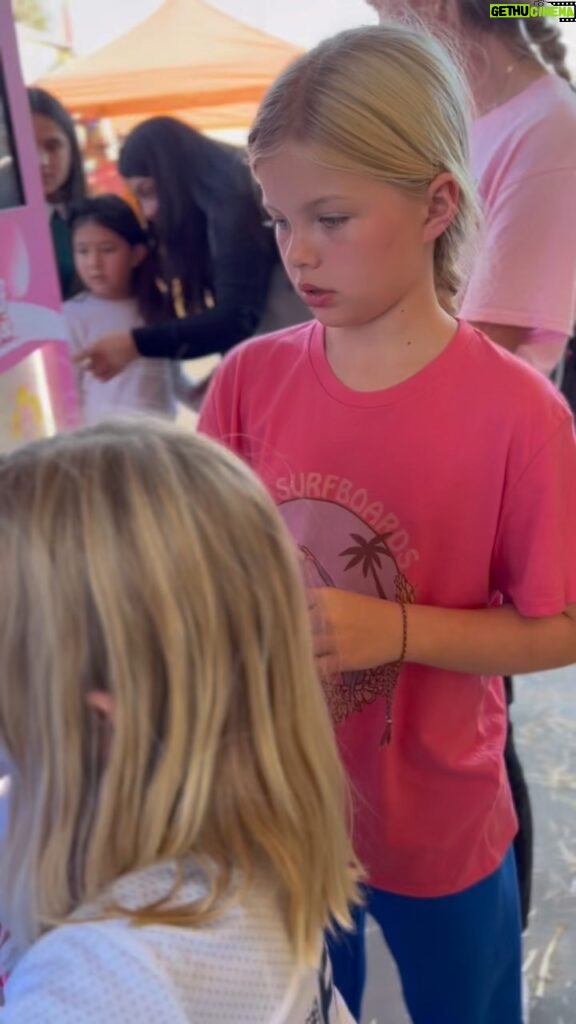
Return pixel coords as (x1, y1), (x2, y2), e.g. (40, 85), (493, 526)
(28, 87), (87, 299)
(75, 117), (306, 385)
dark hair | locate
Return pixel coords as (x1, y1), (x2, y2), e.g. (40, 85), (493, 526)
(118, 116), (272, 313)
(457, 0), (572, 83)
(27, 87), (87, 204)
(68, 195), (168, 325)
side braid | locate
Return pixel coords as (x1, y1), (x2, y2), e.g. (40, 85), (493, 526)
(522, 17), (573, 84)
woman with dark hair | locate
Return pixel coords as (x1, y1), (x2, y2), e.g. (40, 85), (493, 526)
(76, 117), (306, 384)
(28, 87), (87, 299)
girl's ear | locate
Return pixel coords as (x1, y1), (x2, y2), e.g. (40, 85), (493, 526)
(130, 243), (148, 269)
(423, 172), (460, 243)
(86, 691), (115, 721)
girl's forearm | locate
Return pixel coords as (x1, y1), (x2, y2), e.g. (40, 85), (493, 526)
(403, 601), (576, 675)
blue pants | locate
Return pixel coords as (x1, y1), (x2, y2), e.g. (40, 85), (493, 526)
(327, 848), (523, 1024)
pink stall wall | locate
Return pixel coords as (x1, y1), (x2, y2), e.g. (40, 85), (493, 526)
(0, 0), (78, 441)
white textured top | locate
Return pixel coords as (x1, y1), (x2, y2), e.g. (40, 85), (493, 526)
(64, 293), (184, 425)
(0, 861), (355, 1024)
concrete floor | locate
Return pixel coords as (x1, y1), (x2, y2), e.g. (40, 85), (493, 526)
(361, 666), (576, 1024)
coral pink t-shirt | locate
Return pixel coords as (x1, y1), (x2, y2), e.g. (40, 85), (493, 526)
(460, 75), (576, 375)
(199, 319), (576, 897)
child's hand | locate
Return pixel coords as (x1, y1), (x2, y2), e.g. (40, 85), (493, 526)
(74, 331), (138, 382)
(308, 587), (401, 676)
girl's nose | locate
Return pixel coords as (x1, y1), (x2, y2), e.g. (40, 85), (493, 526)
(285, 231), (319, 270)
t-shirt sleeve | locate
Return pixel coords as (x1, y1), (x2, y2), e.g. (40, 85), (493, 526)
(62, 300), (82, 353)
(460, 169), (576, 336)
(62, 301), (86, 403)
(491, 413), (576, 616)
(132, 215), (274, 363)
(197, 348), (245, 457)
(0, 924), (183, 1024)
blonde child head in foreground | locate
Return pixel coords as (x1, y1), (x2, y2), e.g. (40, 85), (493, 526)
(0, 420), (359, 970)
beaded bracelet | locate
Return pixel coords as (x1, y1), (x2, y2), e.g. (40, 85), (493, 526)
(397, 599), (408, 666)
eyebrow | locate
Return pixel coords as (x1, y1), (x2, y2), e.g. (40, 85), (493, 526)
(263, 194), (351, 214)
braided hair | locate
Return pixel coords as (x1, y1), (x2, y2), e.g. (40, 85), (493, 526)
(457, 0), (573, 83)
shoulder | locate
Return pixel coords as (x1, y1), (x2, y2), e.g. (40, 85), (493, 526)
(215, 320), (316, 383)
(462, 322), (572, 436)
(62, 293), (94, 345)
(474, 77), (576, 189)
(237, 319), (315, 358)
(2, 919), (177, 1023)
(515, 78), (576, 165)
(64, 295), (141, 334)
(62, 292), (91, 317)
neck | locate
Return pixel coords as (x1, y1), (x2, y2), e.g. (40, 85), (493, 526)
(464, 33), (546, 116)
(325, 288), (457, 392)
(90, 290), (132, 302)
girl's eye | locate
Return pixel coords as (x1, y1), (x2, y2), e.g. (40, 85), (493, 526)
(265, 218), (289, 231)
(319, 216), (348, 229)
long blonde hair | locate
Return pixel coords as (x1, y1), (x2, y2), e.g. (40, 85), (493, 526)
(248, 24), (479, 310)
(0, 421), (360, 966)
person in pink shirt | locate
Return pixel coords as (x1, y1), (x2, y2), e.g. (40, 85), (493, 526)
(199, 23), (576, 1024)
(368, 1), (576, 375)
(370, 0), (576, 945)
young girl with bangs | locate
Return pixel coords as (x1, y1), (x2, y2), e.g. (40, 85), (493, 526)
(199, 23), (576, 1024)
(0, 421), (360, 1022)
(65, 195), (190, 425)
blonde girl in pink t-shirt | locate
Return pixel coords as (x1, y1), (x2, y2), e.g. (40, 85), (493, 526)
(199, 22), (576, 1024)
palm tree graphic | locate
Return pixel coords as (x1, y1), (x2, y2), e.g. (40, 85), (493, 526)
(339, 532), (395, 600)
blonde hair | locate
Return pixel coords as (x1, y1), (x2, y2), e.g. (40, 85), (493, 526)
(0, 421), (360, 966)
(248, 24), (479, 311)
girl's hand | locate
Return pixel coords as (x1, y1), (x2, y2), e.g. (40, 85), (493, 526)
(74, 331), (138, 382)
(308, 587), (401, 676)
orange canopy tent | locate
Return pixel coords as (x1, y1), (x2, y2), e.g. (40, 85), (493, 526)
(38, 0), (302, 131)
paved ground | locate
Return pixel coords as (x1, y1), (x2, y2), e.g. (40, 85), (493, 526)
(361, 666), (576, 1024)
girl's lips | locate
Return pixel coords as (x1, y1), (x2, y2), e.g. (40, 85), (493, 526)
(299, 287), (337, 309)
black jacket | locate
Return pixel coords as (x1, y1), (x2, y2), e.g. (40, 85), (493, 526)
(133, 200), (277, 361)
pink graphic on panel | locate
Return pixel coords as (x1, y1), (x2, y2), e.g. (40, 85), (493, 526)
(0, 1), (78, 449)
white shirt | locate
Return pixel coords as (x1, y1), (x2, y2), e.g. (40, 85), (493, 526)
(64, 293), (184, 425)
(0, 861), (355, 1023)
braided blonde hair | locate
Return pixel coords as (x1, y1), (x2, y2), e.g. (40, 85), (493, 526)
(457, 0), (573, 82)
(522, 15), (573, 83)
